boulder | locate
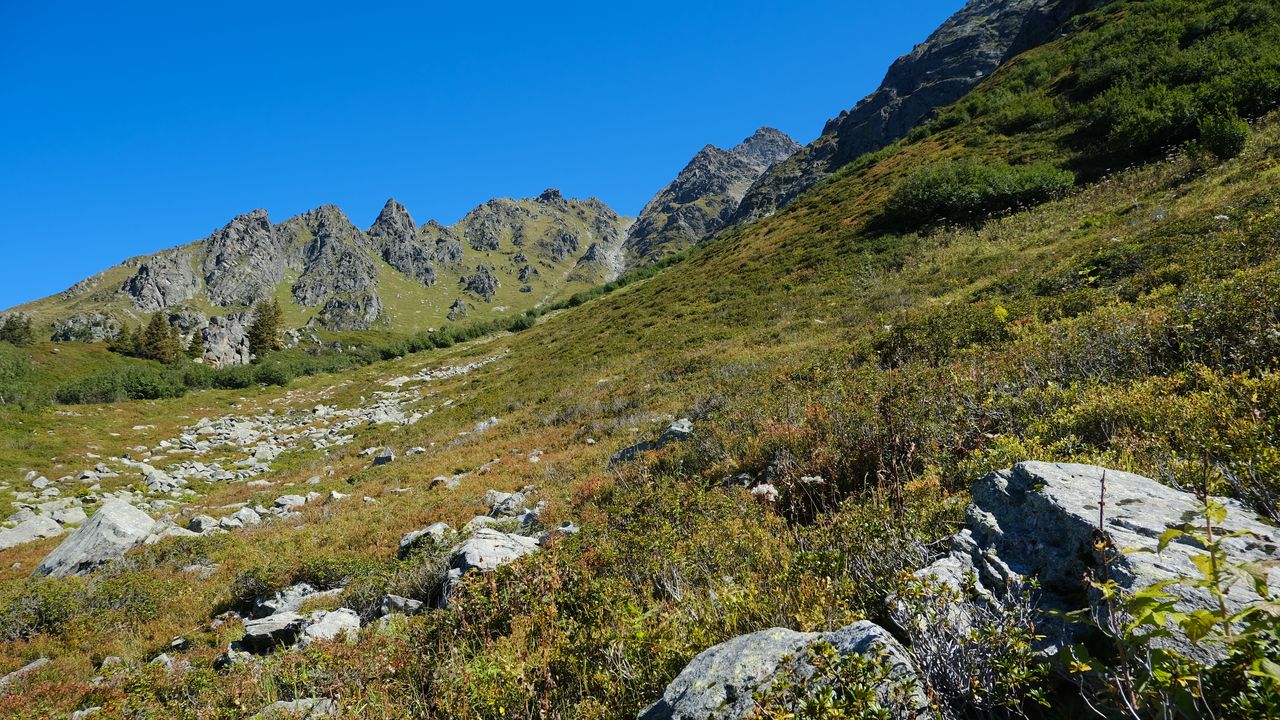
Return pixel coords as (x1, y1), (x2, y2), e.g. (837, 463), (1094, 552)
(611, 418), (693, 465)
(295, 609), (361, 648)
(639, 621), (927, 720)
(251, 698), (337, 719)
(380, 594), (425, 616)
(372, 448), (395, 466)
(918, 462), (1280, 655)
(0, 515), (63, 551)
(240, 612), (305, 653)
(397, 521), (452, 558)
(0, 658), (49, 691)
(450, 527), (540, 574)
(33, 501), (154, 577)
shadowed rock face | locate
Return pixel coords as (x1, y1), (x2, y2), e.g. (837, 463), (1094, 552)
(625, 127), (800, 265)
(287, 206), (383, 330)
(203, 209), (293, 306)
(121, 248), (199, 311)
(734, 0), (1111, 224)
(369, 199), (437, 287)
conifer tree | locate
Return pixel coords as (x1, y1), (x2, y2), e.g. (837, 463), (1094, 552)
(140, 313), (181, 363)
(247, 298), (284, 361)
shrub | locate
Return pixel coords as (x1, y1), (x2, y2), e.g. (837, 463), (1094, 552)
(1199, 113), (1251, 160)
(883, 160), (1074, 229)
(0, 314), (35, 346)
(252, 361), (293, 387)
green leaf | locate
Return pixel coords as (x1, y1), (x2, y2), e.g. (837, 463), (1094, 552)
(1157, 527), (1184, 553)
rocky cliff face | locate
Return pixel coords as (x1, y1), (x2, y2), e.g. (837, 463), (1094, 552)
(734, 0), (1110, 223)
(203, 209), (293, 307)
(625, 127), (799, 265)
(369, 199), (437, 287)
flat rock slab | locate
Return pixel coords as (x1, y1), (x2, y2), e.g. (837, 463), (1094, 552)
(251, 698), (337, 719)
(450, 527), (540, 573)
(241, 612), (305, 653)
(0, 516), (63, 551)
(639, 621), (926, 720)
(34, 500), (155, 577)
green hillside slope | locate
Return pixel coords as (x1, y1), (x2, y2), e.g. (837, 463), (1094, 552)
(1, 1), (1278, 718)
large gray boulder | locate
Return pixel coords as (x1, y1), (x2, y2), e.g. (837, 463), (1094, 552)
(33, 501), (155, 577)
(639, 621), (927, 720)
(918, 462), (1280, 653)
(0, 515), (63, 551)
(240, 612), (305, 652)
(450, 528), (540, 574)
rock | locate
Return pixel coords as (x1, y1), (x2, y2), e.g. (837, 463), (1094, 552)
(251, 698), (337, 719)
(71, 707), (101, 719)
(369, 199), (437, 287)
(750, 483), (779, 503)
(638, 621), (926, 720)
(202, 314), (252, 367)
(121, 248), (200, 311)
(372, 448), (395, 466)
(240, 612), (305, 653)
(144, 469), (180, 494)
(611, 418), (693, 464)
(202, 209), (291, 307)
(285, 205), (383, 330)
(450, 527), (540, 574)
(51, 507), (88, 525)
(144, 522), (199, 544)
(447, 298), (468, 321)
(0, 515), (63, 551)
(380, 594), (425, 616)
(213, 642), (255, 671)
(918, 462), (1280, 656)
(33, 501), (155, 577)
(485, 487), (531, 517)
(252, 582), (324, 618)
(50, 312), (122, 343)
(462, 264), (500, 301)
(274, 494), (306, 510)
(295, 609), (361, 648)
(625, 128), (800, 264)
(398, 521), (453, 558)
(0, 657), (49, 691)
(188, 515), (219, 533)
(220, 506), (262, 530)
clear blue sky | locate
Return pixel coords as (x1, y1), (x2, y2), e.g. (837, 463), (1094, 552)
(0, 0), (961, 309)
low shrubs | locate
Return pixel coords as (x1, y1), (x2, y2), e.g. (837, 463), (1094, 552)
(882, 160), (1074, 229)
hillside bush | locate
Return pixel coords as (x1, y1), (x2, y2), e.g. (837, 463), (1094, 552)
(1200, 113), (1251, 160)
(883, 160), (1074, 229)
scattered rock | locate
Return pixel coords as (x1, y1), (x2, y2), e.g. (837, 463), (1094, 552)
(0, 657), (49, 691)
(0, 515), (63, 551)
(296, 609), (361, 648)
(240, 613), (306, 653)
(34, 501), (155, 577)
(251, 698), (337, 719)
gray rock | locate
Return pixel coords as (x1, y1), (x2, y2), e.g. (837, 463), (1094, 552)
(203, 209), (293, 306)
(121, 248), (199, 311)
(286, 205), (382, 330)
(33, 501), (155, 577)
(50, 312), (121, 343)
(240, 612), (305, 653)
(450, 527), (540, 574)
(372, 448), (395, 466)
(611, 418), (694, 465)
(251, 698), (337, 719)
(626, 128), (800, 264)
(398, 521), (452, 558)
(295, 609), (361, 648)
(274, 494), (307, 510)
(639, 621), (926, 720)
(202, 314), (252, 367)
(462, 264), (500, 301)
(221, 506), (262, 530)
(369, 199), (437, 286)
(188, 515), (219, 533)
(0, 515), (63, 550)
(51, 507), (88, 525)
(0, 657), (49, 691)
(380, 594), (425, 616)
(919, 462), (1280, 656)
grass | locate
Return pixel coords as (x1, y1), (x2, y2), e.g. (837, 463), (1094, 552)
(1, 1), (1280, 717)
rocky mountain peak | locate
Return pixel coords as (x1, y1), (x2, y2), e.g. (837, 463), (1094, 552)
(203, 209), (288, 307)
(536, 188), (567, 207)
(732, 127), (802, 169)
(369, 199), (435, 288)
(623, 127), (800, 265)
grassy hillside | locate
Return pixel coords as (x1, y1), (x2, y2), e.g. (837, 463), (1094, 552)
(1, 1), (1278, 717)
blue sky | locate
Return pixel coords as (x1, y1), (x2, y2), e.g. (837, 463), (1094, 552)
(0, 0), (961, 309)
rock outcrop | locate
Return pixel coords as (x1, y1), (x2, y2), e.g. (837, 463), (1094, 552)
(203, 209), (293, 306)
(33, 500), (155, 577)
(121, 248), (200, 311)
(734, 0), (1110, 223)
(50, 312), (121, 342)
(369, 199), (437, 286)
(917, 461), (1280, 655)
(286, 206), (383, 330)
(626, 128), (799, 264)
(639, 621), (927, 720)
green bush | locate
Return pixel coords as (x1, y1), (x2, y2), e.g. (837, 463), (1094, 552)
(1200, 113), (1251, 159)
(883, 160), (1074, 229)
(252, 361), (293, 387)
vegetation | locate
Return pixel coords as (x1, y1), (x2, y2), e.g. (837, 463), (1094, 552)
(882, 160), (1074, 230)
(246, 299), (284, 361)
(0, 315), (34, 347)
(2, 1), (1280, 718)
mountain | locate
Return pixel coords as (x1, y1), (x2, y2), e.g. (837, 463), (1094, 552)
(14, 190), (627, 361)
(623, 127), (799, 265)
(733, 0), (1110, 224)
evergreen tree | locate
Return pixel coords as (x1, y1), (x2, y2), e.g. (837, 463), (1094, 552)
(0, 315), (34, 347)
(140, 313), (181, 363)
(186, 332), (204, 359)
(109, 324), (137, 356)
(247, 298), (284, 361)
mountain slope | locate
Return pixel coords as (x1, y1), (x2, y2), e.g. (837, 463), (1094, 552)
(623, 127), (799, 265)
(733, 0), (1111, 223)
(13, 191), (628, 360)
